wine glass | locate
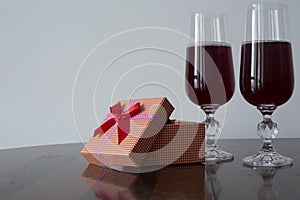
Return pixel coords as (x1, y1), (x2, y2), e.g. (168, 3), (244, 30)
(240, 3), (294, 167)
(185, 13), (235, 163)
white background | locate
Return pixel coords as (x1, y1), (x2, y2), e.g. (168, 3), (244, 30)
(1, 0), (299, 149)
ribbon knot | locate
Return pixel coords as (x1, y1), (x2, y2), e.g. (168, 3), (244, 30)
(94, 101), (141, 144)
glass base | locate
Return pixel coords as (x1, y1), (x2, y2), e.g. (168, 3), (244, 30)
(243, 150), (293, 167)
(205, 145), (234, 163)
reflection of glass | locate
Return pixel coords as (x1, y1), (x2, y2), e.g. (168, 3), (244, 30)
(257, 168), (279, 200)
(246, 166), (291, 200)
(240, 3), (294, 167)
(185, 13), (235, 163)
(205, 163), (222, 200)
(205, 161), (232, 200)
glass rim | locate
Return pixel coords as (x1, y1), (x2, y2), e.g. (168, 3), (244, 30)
(247, 2), (288, 10)
(188, 12), (228, 19)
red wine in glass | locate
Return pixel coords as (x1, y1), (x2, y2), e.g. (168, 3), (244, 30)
(186, 43), (235, 106)
(240, 41), (294, 107)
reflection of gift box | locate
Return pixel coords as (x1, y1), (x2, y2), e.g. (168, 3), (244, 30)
(81, 97), (205, 167)
(82, 164), (204, 200)
(82, 164), (145, 200)
(148, 164), (205, 200)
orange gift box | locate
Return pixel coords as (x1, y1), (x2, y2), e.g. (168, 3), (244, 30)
(81, 98), (174, 166)
(81, 97), (205, 167)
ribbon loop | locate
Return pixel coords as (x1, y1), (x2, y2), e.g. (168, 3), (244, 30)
(94, 101), (141, 144)
(110, 102), (122, 116)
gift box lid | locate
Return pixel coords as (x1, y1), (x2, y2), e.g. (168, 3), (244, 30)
(81, 97), (174, 167)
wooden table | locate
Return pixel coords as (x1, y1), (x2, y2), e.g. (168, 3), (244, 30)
(0, 139), (299, 199)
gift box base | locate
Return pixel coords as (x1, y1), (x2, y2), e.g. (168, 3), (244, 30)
(82, 120), (205, 167)
(144, 120), (205, 165)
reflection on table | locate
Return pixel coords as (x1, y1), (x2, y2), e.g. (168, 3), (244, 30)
(82, 164), (205, 199)
(1, 140), (299, 199)
(82, 161), (293, 200)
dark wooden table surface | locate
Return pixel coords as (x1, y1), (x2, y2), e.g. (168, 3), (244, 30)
(0, 139), (299, 200)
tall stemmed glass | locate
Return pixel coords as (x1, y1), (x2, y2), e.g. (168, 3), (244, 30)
(185, 13), (235, 163)
(240, 3), (294, 167)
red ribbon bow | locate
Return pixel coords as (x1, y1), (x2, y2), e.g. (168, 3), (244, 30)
(94, 102), (141, 144)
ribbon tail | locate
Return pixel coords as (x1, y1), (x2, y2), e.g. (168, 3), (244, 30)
(94, 118), (116, 137)
(117, 118), (130, 144)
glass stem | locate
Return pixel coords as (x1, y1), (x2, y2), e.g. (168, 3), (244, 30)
(206, 114), (217, 147)
(243, 104), (292, 167)
(257, 105), (278, 152)
(201, 105), (220, 149)
(262, 139), (274, 152)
